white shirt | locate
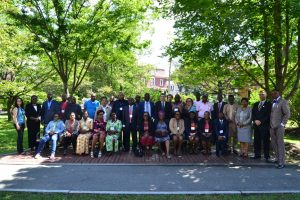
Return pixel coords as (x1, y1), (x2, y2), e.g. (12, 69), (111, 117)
(196, 101), (213, 118)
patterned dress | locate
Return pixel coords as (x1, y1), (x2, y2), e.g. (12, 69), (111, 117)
(76, 118), (93, 154)
(105, 119), (122, 152)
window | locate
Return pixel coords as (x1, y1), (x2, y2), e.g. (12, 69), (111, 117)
(160, 79), (164, 86)
(150, 78), (155, 87)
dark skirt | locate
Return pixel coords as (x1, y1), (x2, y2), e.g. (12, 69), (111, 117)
(200, 133), (213, 142)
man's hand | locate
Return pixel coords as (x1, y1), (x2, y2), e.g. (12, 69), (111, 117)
(66, 132), (71, 137)
(16, 124), (20, 130)
(255, 120), (261, 126)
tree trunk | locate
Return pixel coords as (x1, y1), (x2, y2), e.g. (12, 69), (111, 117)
(63, 81), (70, 97)
(6, 96), (16, 121)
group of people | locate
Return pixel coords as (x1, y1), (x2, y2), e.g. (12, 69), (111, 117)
(11, 89), (290, 168)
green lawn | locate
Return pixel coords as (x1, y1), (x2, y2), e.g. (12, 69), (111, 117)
(0, 193), (300, 200)
(0, 115), (28, 154)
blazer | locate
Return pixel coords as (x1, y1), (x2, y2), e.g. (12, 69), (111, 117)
(122, 104), (138, 126)
(184, 119), (199, 139)
(65, 103), (83, 121)
(213, 119), (229, 141)
(252, 101), (272, 130)
(169, 118), (185, 135)
(235, 107), (252, 128)
(198, 118), (214, 134)
(154, 101), (172, 120)
(112, 99), (128, 120)
(41, 99), (60, 124)
(270, 97), (290, 128)
(212, 101), (227, 120)
(25, 103), (41, 125)
(139, 101), (155, 118)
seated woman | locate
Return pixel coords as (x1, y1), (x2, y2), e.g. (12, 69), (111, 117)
(106, 112), (122, 153)
(91, 110), (107, 158)
(35, 113), (65, 159)
(199, 111), (214, 155)
(62, 112), (79, 155)
(76, 110), (93, 155)
(154, 111), (171, 159)
(169, 111), (185, 156)
(184, 111), (200, 154)
(139, 112), (155, 152)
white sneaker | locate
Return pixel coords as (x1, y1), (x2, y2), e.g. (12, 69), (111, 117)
(90, 151), (94, 158)
(98, 151), (102, 158)
(34, 153), (41, 159)
(50, 153), (55, 160)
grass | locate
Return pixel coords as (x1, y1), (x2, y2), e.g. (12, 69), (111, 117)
(0, 115), (28, 154)
(0, 193), (300, 200)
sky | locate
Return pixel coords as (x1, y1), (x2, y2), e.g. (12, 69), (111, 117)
(138, 18), (175, 71)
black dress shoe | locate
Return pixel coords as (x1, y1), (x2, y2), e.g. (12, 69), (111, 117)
(277, 164), (285, 169)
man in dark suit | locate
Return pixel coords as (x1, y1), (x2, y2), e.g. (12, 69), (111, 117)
(112, 92), (128, 121)
(214, 112), (229, 156)
(139, 93), (155, 120)
(212, 94), (227, 120)
(41, 92), (60, 134)
(65, 96), (83, 121)
(25, 95), (42, 151)
(155, 93), (172, 120)
(122, 97), (138, 152)
(252, 90), (272, 161)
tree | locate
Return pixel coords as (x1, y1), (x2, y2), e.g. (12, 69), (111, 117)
(5, 0), (154, 96)
(162, 0), (300, 99)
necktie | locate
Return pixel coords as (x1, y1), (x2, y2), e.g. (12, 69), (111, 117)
(258, 102), (263, 111)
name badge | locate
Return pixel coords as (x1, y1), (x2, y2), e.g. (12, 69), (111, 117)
(129, 114), (133, 118)
(61, 110), (65, 113)
(122, 124), (125, 128)
(110, 127), (115, 131)
(220, 130), (223, 134)
(191, 127), (195, 131)
(120, 107), (123, 111)
(177, 127), (180, 131)
(174, 108), (179, 112)
(205, 128), (209, 133)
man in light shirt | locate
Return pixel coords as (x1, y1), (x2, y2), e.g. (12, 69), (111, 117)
(195, 94), (213, 120)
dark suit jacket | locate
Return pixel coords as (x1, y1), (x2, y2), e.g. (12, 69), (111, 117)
(139, 101), (155, 118)
(212, 101), (227, 120)
(252, 101), (272, 130)
(112, 99), (129, 120)
(25, 103), (41, 127)
(65, 103), (83, 121)
(122, 104), (138, 127)
(213, 119), (229, 141)
(198, 118), (214, 134)
(184, 119), (199, 139)
(154, 101), (172, 120)
(41, 100), (60, 124)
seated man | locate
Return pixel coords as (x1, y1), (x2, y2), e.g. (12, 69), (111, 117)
(35, 113), (65, 159)
(214, 112), (229, 157)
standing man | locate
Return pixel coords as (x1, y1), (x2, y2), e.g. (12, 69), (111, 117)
(109, 95), (115, 108)
(112, 92), (129, 121)
(167, 94), (173, 105)
(223, 94), (239, 154)
(212, 94), (227, 120)
(94, 96), (112, 122)
(123, 97), (138, 152)
(84, 93), (100, 119)
(195, 94), (213, 120)
(65, 96), (83, 121)
(41, 92), (60, 136)
(251, 90), (272, 161)
(135, 95), (141, 108)
(25, 95), (42, 152)
(139, 93), (155, 120)
(155, 93), (172, 120)
(60, 94), (68, 122)
(270, 90), (290, 169)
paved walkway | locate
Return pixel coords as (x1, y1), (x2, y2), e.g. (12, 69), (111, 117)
(0, 149), (293, 166)
(0, 164), (299, 194)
